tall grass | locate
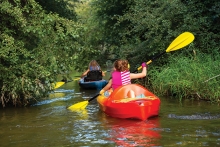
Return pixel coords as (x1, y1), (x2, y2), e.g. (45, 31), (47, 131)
(148, 52), (220, 102)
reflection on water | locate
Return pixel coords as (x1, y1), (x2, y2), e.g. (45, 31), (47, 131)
(105, 117), (161, 146)
(68, 108), (89, 119)
(1, 77), (220, 146)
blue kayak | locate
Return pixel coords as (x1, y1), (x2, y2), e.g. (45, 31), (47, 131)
(79, 78), (108, 90)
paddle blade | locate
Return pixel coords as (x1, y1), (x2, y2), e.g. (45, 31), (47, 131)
(67, 101), (89, 111)
(166, 32), (195, 52)
(74, 77), (81, 81)
(52, 82), (65, 89)
(136, 32), (194, 71)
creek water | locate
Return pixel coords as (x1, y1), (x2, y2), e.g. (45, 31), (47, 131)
(1, 72), (220, 147)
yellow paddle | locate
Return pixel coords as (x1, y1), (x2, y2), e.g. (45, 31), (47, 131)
(137, 32), (195, 71)
(52, 79), (75, 89)
(67, 32), (195, 110)
(52, 82), (65, 89)
(74, 77), (81, 81)
(51, 76), (81, 90)
(68, 94), (99, 111)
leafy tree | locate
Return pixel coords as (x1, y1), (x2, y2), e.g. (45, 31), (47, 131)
(180, 0), (220, 54)
(72, 0), (109, 71)
(35, 0), (79, 20)
(90, 0), (220, 66)
(0, 0), (84, 107)
(88, 0), (220, 100)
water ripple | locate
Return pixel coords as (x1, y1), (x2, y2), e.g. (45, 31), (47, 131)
(53, 89), (75, 93)
(32, 95), (73, 106)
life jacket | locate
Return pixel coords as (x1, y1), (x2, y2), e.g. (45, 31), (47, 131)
(89, 66), (100, 71)
(111, 70), (131, 90)
(84, 66), (102, 82)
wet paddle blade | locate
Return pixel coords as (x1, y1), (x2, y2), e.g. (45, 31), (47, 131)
(67, 94), (100, 110)
(166, 32), (195, 52)
(53, 82), (65, 89)
(67, 101), (89, 111)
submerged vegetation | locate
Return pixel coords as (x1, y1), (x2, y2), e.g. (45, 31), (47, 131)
(0, 0), (220, 107)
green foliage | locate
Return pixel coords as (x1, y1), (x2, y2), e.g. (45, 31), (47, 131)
(91, 0), (134, 43)
(0, 0), (84, 107)
(1, 0), (220, 106)
(86, 0), (220, 102)
(150, 51), (220, 102)
(180, 0), (220, 54)
(90, 0), (135, 60)
(35, 0), (79, 20)
(90, 0), (220, 67)
(71, 0), (110, 71)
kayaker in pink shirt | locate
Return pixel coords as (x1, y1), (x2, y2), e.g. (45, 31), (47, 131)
(100, 59), (147, 97)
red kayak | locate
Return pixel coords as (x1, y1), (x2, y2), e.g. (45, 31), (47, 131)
(97, 84), (161, 121)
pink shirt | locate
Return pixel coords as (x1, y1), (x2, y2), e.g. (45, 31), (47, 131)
(112, 70), (131, 90)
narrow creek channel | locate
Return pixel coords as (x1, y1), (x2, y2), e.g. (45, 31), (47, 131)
(1, 73), (220, 147)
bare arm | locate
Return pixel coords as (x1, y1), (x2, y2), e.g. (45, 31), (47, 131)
(130, 67), (147, 79)
(102, 79), (112, 91)
(102, 71), (105, 77)
(81, 69), (89, 78)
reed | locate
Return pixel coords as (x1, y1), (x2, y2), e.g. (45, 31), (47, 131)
(148, 52), (220, 102)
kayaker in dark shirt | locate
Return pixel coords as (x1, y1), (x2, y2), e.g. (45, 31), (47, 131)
(81, 60), (105, 81)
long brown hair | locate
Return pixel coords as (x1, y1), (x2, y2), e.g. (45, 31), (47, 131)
(88, 60), (100, 70)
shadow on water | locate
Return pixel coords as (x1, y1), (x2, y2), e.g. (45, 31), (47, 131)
(1, 75), (220, 146)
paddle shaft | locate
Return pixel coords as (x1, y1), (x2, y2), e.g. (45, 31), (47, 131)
(146, 51), (166, 65)
(136, 32), (194, 71)
(88, 94), (100, 102)
(134, 51), (166, 72)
